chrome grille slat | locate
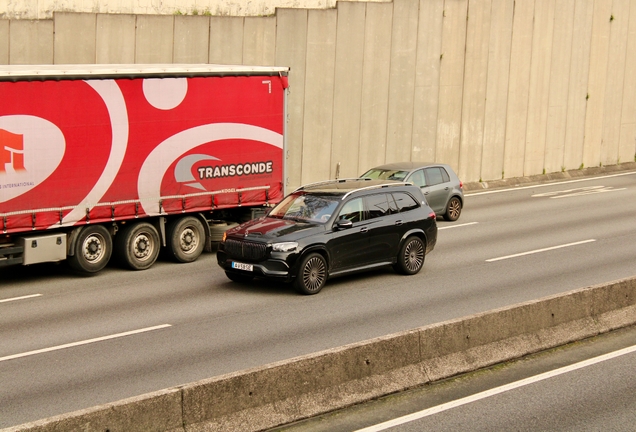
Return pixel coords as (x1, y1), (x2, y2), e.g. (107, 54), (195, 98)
(225, 239), (268, 261)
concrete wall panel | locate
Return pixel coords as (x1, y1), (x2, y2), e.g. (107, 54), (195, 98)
(458, 0), (492, 183)
(524, 0), (555, 176)
(358, 2), (393, 174)
(411, 0), (443, 163)
(209, 17), (244, 64)
(3, 0), (634, 190)
(563, 0), (594, 170)
(96, 14), (135, 64)
(543, 0), (574, 174)
(503, 0), (534, 178)
(8, 19), (54, 64)
(53, 12), (96, 64)
(275, 9), (308, 190)
(385, 0), (419, 163)
(330, 2), (366, 178)
(600, 0), (630, 166)
(0, 20), (7, 64)
(301, 9), (337, 184)
(480, 0), (513, 182)
(583, 0), (612, 168)
(174, 16), (210, 63)
(618, 0), (636, 164)
(135, 15), (174, 63)
(243, 16), (276, 66)
(436, 0), (468, 168)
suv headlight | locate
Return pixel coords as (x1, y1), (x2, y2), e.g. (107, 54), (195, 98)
(271, 242), (298, 252)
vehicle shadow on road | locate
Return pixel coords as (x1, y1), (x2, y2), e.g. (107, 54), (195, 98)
(218, 277), (296, 296)
(0, 261), (77, 286)
(219, 265), (398, 297)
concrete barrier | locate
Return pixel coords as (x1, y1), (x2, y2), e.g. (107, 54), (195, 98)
(5, 277), (636, 432)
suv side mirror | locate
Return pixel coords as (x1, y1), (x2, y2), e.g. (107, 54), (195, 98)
(334, 219), (353, 230)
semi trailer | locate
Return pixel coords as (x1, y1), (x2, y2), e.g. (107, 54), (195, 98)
(0, 64), (289, 273)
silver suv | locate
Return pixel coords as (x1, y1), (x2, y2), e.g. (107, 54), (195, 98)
(361, 162), (464, 221)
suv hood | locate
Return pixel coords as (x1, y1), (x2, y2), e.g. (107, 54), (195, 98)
(227, 217), (323, 242)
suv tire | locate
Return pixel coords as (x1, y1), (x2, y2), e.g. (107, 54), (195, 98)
(394, 236), (425, 275)
(444, 196), (462, 221)
(294, 253), (327, 295)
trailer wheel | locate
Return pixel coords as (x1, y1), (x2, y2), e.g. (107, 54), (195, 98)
(115, 222), (160, 270)
(68, 225), (113, 274)
(166, 216), (205, 263)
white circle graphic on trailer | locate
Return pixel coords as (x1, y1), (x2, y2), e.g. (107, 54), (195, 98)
(0, 115), (65, 203)
(138, 123), (283, 216)
(142, 78), (188, 110)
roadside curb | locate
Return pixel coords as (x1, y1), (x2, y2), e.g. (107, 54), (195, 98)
(463, 162), (636, 192)
(5, 276), (636, 432)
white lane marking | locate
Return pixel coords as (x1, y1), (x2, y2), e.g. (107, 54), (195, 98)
(532, 186), (626, 199)
(532, 185), (603, 197)
(0, 324), (172, 362)
(356, 343), (636, 432)
(468, 171), (636, 196)
(0, 294), (43, 304)
(550, 187), (625, 198)
(438, 222), (478, 230)
(485, 239), (596, 262)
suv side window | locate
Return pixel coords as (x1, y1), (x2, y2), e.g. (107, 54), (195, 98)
(424, 167), (445, 186)
(365, 193), (391, 219)
(424, 167), (451, 186)
(408, 169), (427, 187)
(337, 197), (364, 223)
(391, 192), (419, 213)
(441, 167), (450, 182)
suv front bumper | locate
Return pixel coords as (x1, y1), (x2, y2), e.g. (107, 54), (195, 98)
(217, 249), (295, 282)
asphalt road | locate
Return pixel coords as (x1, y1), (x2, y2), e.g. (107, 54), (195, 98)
(1, 170), (636, 428)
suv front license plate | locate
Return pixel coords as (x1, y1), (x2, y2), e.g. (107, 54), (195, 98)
(231, 261), (253, 271)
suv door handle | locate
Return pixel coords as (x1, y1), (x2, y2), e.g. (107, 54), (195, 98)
(360, 227), (368, 233)
(395, 220), (403, 226)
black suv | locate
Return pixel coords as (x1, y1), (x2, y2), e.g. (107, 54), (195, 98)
(217, 179), (438, 294)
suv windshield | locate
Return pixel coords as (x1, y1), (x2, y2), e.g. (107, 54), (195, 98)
(361, 169), (409, 181)
(269, 192), (340, 223)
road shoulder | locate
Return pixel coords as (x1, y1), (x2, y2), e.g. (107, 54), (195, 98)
(463, 162), (636, 193)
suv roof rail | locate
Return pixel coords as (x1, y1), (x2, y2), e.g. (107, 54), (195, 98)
(341, 182), (412, 200)
(292, 177), (372, 192)
(293, 178), (413, 199)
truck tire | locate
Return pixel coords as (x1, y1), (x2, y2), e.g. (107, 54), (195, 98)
(166, 216), (205, 263)
(115, 222), (160, 270)
(68, 225), (113, 274)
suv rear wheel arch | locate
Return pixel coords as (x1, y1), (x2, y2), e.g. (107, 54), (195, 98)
(398, 230), (427, 251)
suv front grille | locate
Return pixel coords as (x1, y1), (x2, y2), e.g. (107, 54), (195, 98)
(224, 239), (268, 261)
